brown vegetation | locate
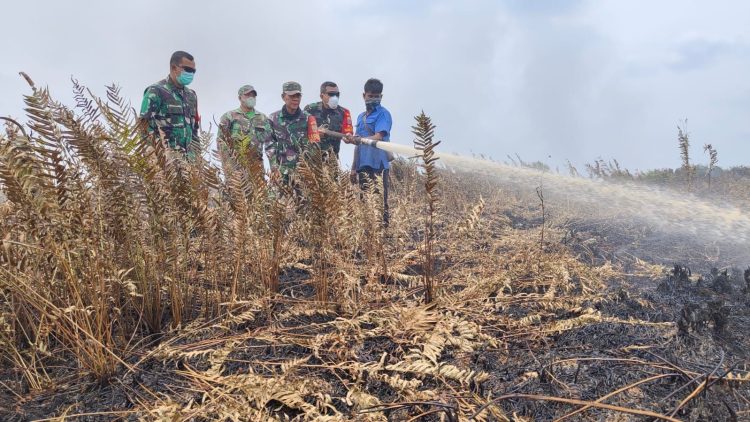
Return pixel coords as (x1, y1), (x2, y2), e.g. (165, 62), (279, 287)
(1, 79), (750, 421)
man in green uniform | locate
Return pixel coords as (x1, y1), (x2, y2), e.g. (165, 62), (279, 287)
(303, 81), (351, 159)
(218, 84), (272, 166)
(267, 81), (318, 184)
(139, 50), (201, 159)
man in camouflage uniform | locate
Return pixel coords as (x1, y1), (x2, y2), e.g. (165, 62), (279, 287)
(218, 84), (272, 167)
(139, 50), (201, 159)
(267, 81), (318, 184)
(303, 81), (351, 159)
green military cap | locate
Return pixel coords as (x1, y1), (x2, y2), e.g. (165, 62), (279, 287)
(282, 81), (302, 95)
(238, 84), (256, 95)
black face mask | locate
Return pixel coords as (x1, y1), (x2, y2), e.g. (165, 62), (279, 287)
(365, 99), (381, 111)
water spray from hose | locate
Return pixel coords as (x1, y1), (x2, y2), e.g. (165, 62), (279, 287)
(324, 129), (750, 247)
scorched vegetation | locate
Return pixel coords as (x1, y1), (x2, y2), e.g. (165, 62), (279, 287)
(1, 77), (750, 421)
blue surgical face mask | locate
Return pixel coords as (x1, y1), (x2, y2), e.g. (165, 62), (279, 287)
(177, 70), (194, 86)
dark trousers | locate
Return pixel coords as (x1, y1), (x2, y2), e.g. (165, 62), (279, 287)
(279, 173), (304, 200)
(357, 167), (390, 226)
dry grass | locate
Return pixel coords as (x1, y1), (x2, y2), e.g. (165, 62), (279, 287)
(1, 79), (750, 421)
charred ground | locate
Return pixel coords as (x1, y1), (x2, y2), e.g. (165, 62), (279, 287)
(3, 191), (750, 421)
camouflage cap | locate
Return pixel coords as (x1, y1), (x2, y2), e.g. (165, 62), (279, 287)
(282, 81), (302, 95)
(238, 85), (257, 95)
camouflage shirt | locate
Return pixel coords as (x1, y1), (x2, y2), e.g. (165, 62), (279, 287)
(139, 77), (200, 156)
(218, 108), (272, 163)
(303, 101), (349, 157)
(267, 107), (316, 175)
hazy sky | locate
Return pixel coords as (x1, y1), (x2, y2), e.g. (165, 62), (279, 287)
(2, 0), (749, 171)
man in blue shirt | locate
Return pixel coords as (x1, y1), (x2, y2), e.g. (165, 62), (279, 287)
(348, 78), (393, 225)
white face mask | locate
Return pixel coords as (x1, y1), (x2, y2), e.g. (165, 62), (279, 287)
(244, 97), (256, 109)
(326, 95), (339, 109)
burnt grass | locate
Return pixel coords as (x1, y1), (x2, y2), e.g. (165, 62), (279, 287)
(2, 218), (750, 421)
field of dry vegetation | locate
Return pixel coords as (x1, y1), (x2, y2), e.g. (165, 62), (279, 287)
(1, 79), (750, 421)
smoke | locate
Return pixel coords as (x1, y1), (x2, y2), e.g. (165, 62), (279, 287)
(2, 1), (750, 172)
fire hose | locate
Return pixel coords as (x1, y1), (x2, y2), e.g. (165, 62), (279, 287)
(318, 125), (379, 148)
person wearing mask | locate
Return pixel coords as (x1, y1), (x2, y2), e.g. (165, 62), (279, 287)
(347, 78), (393, 225)
(139, 50), (201, 159)
(303, 81), (352, 160)
(267, 81), (319, 185)
(218, 84), (272, 167)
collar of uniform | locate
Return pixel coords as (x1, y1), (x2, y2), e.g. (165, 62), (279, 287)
(366, 103), (382, 115)
(282, 106), (302, 119)
(164, 76), (184, 93)
(234, 107), (254, 115)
